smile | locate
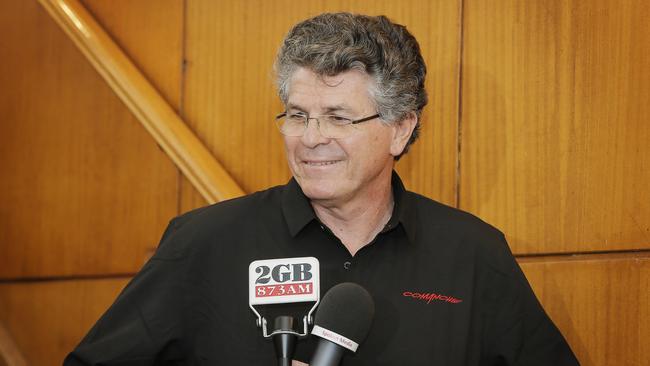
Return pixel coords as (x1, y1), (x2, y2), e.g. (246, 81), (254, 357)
(303, 160), (340, 166)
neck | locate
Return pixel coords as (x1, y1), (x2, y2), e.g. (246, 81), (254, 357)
(310, 172), (394, 256)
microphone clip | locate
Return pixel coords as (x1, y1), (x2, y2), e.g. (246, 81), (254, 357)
(251, 304), (319, 338)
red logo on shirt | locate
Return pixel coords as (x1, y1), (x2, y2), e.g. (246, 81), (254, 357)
(402, 291), (462, 304)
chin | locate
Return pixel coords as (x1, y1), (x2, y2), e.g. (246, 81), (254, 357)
(296, 178), (344, 202)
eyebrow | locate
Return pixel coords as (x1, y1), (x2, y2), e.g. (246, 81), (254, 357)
(285, 103), (306, 113)
(286, 103), (353, 114)
(322, 105), (350, 114)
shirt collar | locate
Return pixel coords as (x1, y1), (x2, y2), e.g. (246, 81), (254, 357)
(281, 171), (418, 243)
(281, 178), (318, 237)
(384, 171), (418, 243)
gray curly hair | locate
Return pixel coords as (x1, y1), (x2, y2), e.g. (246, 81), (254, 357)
(275, 12), (428, 159)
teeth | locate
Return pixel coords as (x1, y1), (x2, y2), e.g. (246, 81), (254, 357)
(306, 161), (338, 166)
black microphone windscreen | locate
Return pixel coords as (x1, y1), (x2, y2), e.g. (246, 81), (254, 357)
(313, 282), (375, 345)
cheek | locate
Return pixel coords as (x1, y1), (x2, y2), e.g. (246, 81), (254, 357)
(282, 138), (296, 159)
(370, 131), (393, 155)
(348, 140), (384, 169)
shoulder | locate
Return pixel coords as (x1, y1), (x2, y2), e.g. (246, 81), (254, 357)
(178, 182), (288, 228)
(406, 191), (503, 239)
(405, 191), (515, 273)
(153, 184), (286, 259)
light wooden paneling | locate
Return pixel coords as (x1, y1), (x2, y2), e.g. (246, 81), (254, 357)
(460, 0), (650, 254)
(80, 0), (184, 112)
(520, 254), (650, 366)
(0, 278), (130, 366)
(181, 0), (461, 212)
(0, 1), (179, 277)
(0, 322), (27, 366)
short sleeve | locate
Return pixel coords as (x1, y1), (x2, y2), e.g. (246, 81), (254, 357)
(64, 219), (188, 365)
(482, 234), (580, 366)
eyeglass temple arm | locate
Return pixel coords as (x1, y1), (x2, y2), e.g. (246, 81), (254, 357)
(351, 114), (380, 125)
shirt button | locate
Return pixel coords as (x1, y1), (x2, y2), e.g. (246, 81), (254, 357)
(319, 225), (325, 231)
(343, 261), (352, 270)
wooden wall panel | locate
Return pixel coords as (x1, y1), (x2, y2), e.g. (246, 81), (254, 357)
(180, 0), (460, 212)
(460, 0), (650, 254)
(0, 278), (130, 366)
(0, 1), (179, 278)
(80, 0), (184, 112)
(520, 254), (650, 366)
(1, 1), (646, 364)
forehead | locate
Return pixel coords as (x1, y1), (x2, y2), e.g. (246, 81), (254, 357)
(286, 67), (374, 112)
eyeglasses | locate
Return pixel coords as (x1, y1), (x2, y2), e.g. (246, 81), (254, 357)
(274, 112), (380, 138)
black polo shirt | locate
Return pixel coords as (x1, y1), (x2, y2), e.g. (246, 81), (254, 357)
(65, 173), (578, 365)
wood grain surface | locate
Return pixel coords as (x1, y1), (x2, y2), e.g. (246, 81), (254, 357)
(81, 0), (185, 112)
(41, 0), (244, 204)
(0, 322), (27, 366)
(460, 0), (650, 254)
(0, 0), (179, 278)
(520, 253), (650, 366)
(180, 0), (461, 212)
(0, 278), (129, 366)
(1, 1), (649, 364)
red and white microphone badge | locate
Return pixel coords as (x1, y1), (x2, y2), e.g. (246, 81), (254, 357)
(248, 257), (320, 338)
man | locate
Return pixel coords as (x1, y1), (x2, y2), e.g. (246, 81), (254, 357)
(66, 13), (578, 365)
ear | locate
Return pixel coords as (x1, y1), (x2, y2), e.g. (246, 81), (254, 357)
(389, 112), (418, 157)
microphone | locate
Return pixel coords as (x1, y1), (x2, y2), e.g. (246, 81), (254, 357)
(248, 257), (321, 366)
(310, 283), (375, 366)
(273, 315), (296, 366)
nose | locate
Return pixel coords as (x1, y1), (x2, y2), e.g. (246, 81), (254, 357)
(300, 117), (331, 147)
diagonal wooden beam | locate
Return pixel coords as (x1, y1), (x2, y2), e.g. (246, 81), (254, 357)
(0, 322), (27, 366)
(37, 0), (245, 203)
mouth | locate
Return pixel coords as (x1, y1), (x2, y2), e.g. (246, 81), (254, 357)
(302, 160), (341, 166)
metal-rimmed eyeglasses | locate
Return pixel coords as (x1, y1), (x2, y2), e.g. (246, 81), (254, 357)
(275, 112), (380, 139)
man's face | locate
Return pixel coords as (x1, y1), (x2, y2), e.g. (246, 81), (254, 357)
(283, 67), (407, 206)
